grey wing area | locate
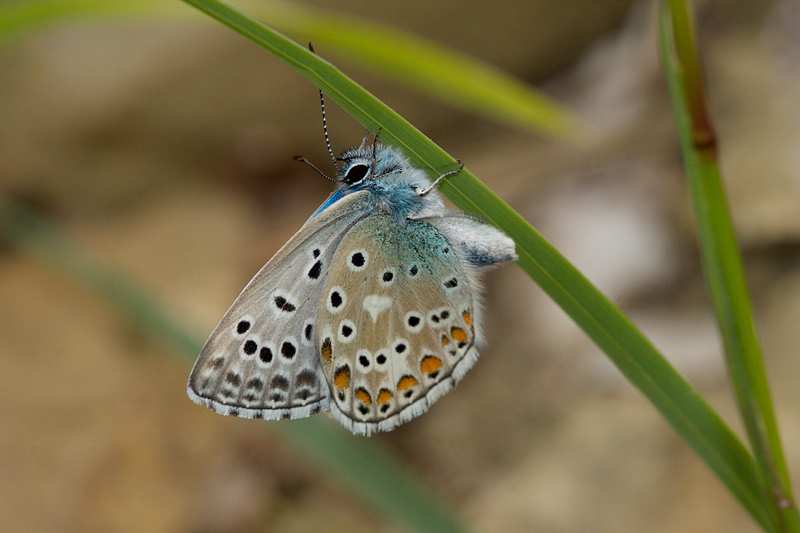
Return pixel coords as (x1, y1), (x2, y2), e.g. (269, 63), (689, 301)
(316, 215), (482, 435)
(187, 191), (372, 420)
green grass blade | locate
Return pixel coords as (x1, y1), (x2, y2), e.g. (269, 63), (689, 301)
(660, 1), (799, 531)
(0, 0), (183, 37)
(0, 0), (575, 139)
(180, 0), (773, 528)
(0, 194), (465, 533)
(244, 0), (576, 138)
(0, 196), (202, 357)
(272, 418), (464, 533)
(508, 204), (773, 531)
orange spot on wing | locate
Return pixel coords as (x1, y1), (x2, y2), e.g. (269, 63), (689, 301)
(334, 366), (350, 390)
(397, 375), (419, 392)
(441, 335), (450, 346)
(462, 311), (472, 327)
(451, 327), (468, 343)
(420, 355), (443, 374)
(321, 338), (332, 364)
(377, 389), (393, 405)
(355, 388), (372, 405)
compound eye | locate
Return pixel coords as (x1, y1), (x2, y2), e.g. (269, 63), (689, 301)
(344, 163), (369, 184)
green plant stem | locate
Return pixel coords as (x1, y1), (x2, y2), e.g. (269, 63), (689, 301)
(660, 1), (798, 531)
(244, 0), (576, 138)
(0, 0), (575, 139)
(0, 0), (182, 37)
(179, 0), (775, 529)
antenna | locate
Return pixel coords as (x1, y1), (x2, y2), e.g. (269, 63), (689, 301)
(308, 43), (338, 169)
(294, 156), (335, 182)
(418, 160), (464, 197)
(318, 90), (338, 168)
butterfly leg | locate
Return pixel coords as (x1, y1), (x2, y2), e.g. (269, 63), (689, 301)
(417, 160), (464, 197)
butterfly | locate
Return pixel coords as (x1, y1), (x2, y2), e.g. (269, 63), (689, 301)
(187, 130), (516, 436)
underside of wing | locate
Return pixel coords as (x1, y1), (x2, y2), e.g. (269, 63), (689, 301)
(187, 191), (372, 420)
(316, 215), (482, 435)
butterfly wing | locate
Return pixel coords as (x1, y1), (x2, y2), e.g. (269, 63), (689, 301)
(187, 190), (373, 420)
(316, 214), (487, 435)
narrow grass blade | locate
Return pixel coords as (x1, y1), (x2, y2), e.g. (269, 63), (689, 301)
(0, 0), (183, 38)
(0, 0), (575, 139)
(243, 0), (577, 138)
(180, 0), (773, 528)
(660, 1), (798, 531)
(272, 417), (464, 533)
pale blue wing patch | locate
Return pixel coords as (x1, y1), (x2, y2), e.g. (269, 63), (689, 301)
(187, 191), (372, 420)
(316, 215), (482, 436)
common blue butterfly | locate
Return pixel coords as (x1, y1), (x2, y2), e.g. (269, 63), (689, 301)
(188, 123), (517, 436)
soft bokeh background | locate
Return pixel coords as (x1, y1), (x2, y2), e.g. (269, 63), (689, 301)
(2, 0), (800, 531)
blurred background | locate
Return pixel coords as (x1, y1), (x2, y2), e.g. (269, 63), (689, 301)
(2, 0), (800, 531)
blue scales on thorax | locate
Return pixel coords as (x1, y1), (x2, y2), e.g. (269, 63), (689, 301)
(310, 144), (437, 222)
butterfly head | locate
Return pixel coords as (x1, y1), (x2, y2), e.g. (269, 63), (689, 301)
(337, 143), (403, 186)
(331, 142), (441, 219)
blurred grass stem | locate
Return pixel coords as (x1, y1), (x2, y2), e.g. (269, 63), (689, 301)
(660, 1), (799, 531)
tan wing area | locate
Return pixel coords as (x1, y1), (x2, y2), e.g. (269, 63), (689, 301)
(316, 215), (479, 435)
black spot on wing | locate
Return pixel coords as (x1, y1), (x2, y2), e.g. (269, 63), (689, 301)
(308, 260), (323, 279)
(243, 340), (257, 355)
(274, 295), (296, 312)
